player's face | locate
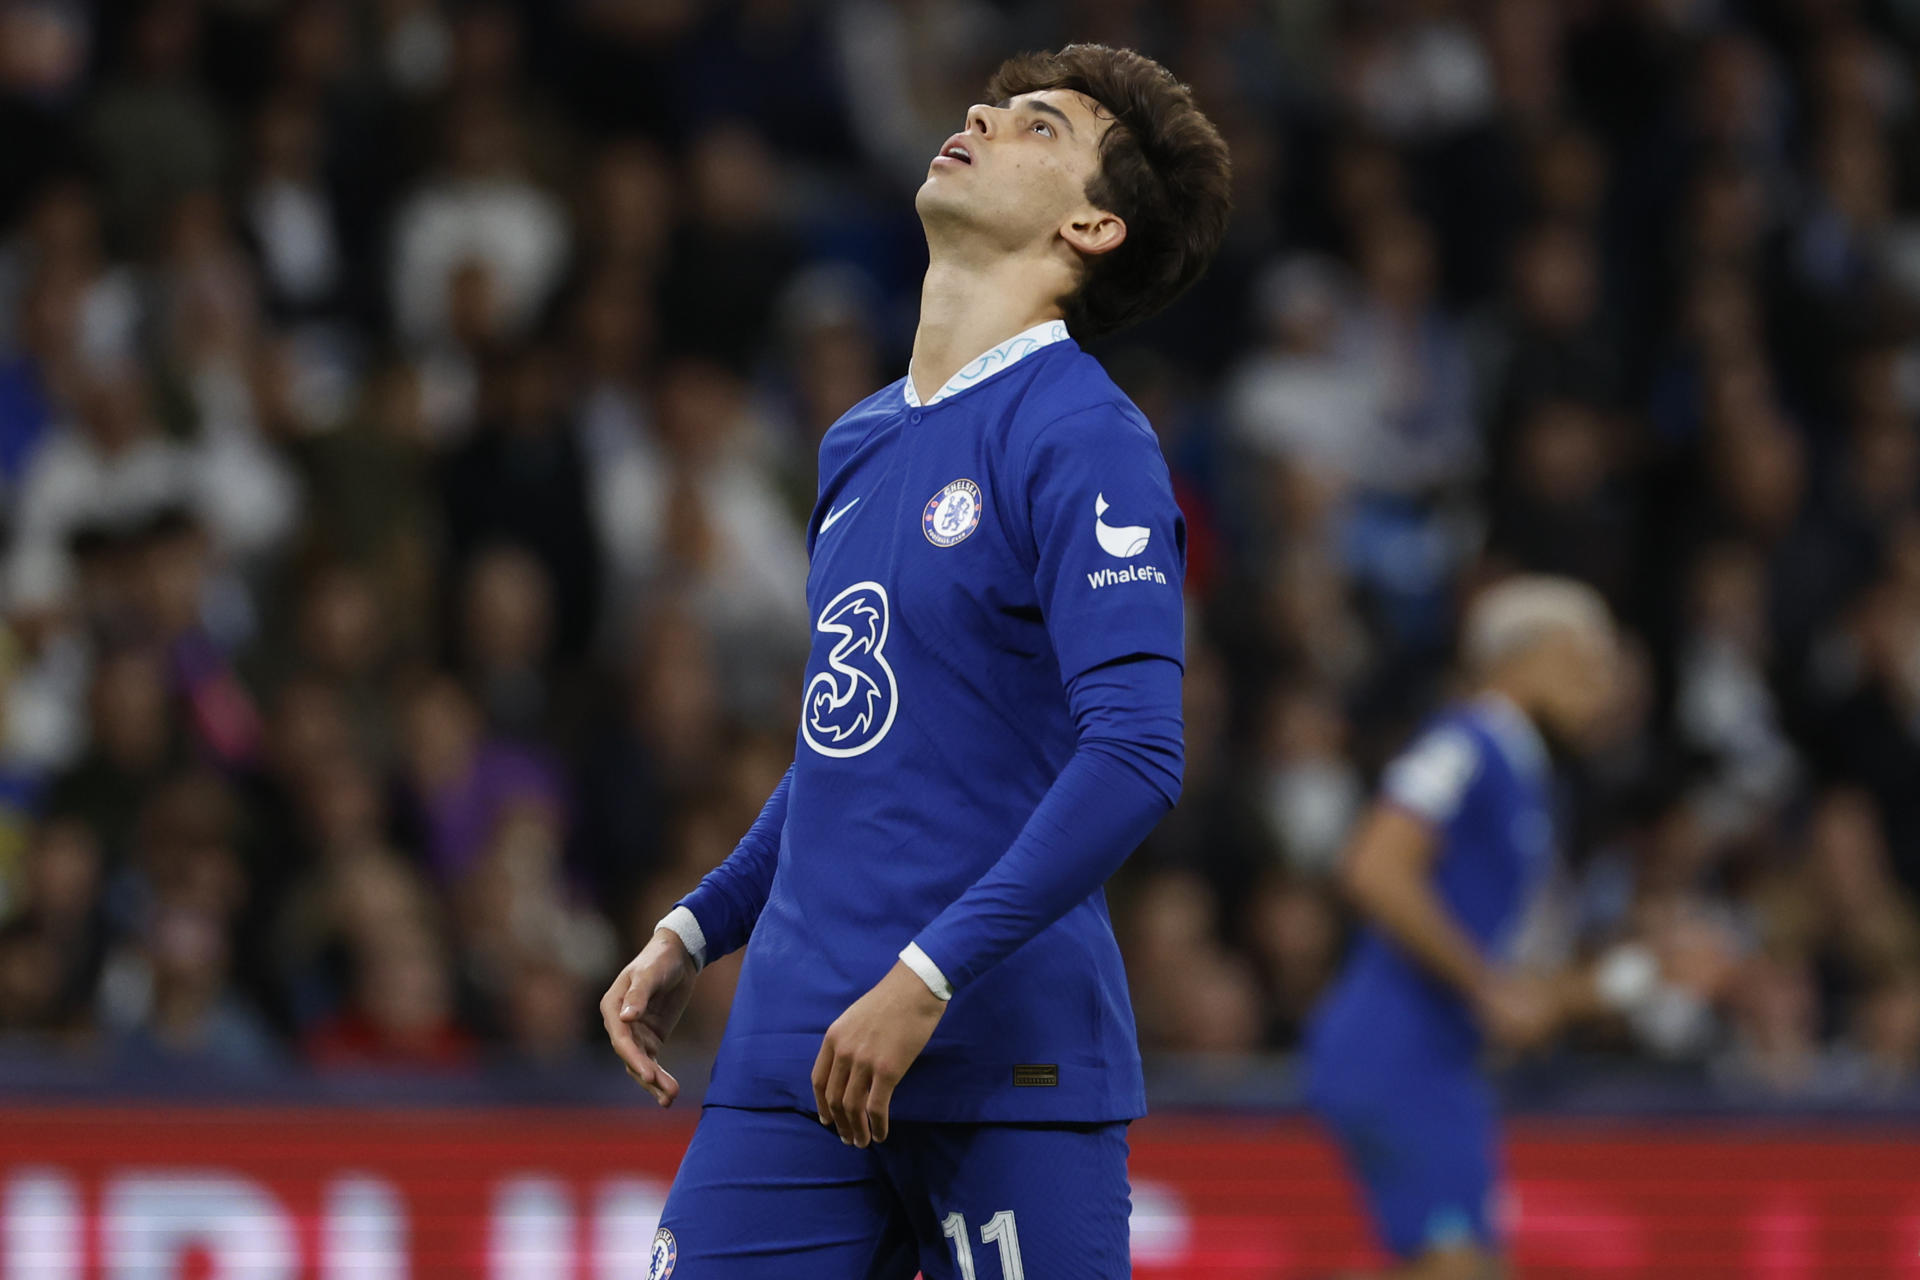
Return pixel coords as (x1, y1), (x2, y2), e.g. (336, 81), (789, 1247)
(916, 89), (1118, 255)
(1533, 627), (1620, 747)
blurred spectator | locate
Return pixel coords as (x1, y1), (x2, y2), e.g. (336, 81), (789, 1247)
(0, 545), (90, 782)
(569, 275), (665, 602)
(1487, 400), (1637, 602)
(1338, 3), (1494, 142)
(1344, 209), (1479, 495)
(1227, 255), (1374, 484)
(293, 363), (439, 658)
(1673, 542), (1799, 839)
(242, 91), (344, 325)
(80, 0), (224, 256)
(453, 796), (614, 1032)
(577, 140), (675, 285)
(1252, 682), (1363, 877)
(1245, 874), (1344, 1045)
(390, 94), (567, 348)
(289, 560), (393, 761)
(647, 357), (808, 681)
(8, 362), (194, 585)
(833, 0), (1005, 188)
(441, 343), (602, 658)
(777, 264), (883, 450)
(101, 901), (277, 1069)
(305, 925), (476, 1070)
(500, 949), (593, 1067)
(655, 124), (801, 370)
(0, 263), (81, 496)
(0, 3), (89, 228)
(394, 673), (562, 887)
(41, 646), (175, 871)
(1485, 221), (1621, 431)
(457, 544), (564, 741)
(0, 179), (138, 368)
(1124, 870), (1264, 1054)
(0, 819), (105, 1038)
(572, 601), (725, 905)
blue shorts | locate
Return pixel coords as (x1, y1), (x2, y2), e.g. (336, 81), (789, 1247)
(1308, 1069), (1500, 1260)
(650, 1104), (1131, 1279)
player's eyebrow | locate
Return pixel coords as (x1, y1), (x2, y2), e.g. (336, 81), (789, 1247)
(1027, 99), (1076, 137)
(999, 95), (1077, 138)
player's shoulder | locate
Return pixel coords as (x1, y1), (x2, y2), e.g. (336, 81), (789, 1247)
(1460, 695), (1550, 786)
(1393, 708), (1491, 778)
(1381, 706), (1490, 826)
(827, 379), (908, 436)
(817, 379), (907, 472)
(1006, 351), (1161, 463)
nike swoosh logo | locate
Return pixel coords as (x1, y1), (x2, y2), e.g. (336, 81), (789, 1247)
(819, 497), (860, 533)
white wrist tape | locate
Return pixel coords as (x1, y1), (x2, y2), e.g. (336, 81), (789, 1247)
(899, 942), (953, 1002)
(656, 906), (708, 971)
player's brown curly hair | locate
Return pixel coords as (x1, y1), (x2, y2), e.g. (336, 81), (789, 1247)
(986, 44), (1232, 340)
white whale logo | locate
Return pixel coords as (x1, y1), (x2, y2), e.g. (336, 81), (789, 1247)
(1094, 493), (1151, 558)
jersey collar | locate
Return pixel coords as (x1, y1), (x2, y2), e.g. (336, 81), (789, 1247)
(903, 320), (1071, 408)
(1474, 692), (1550, 779)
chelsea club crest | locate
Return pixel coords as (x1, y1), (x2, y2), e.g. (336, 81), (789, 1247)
(923, 478), (983, 547)
(648, 1227), (677, 1278)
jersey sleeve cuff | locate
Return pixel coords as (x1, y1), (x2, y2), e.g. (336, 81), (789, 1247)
(656, 905), (708, 971)
(899, 942), (953, 1002)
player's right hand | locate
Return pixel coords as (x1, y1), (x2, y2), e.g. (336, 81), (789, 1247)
(601, 928), (699, 1107)
(1472, 971), (1559, 1052)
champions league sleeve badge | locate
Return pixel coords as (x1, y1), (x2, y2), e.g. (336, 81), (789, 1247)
(923, 478), (983, 547)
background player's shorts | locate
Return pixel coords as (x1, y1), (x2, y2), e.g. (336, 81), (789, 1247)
(650, 1104), (1131, 1279)
(1308, 1069), (1500, 1261)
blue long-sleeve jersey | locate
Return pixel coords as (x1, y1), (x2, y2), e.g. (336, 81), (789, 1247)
(677, 323), (1186, 1123)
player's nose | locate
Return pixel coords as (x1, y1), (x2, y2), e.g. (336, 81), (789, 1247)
(965, 104), (995, 138)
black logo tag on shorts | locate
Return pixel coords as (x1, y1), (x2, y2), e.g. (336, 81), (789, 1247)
(1012, 1064), (1058, 1087)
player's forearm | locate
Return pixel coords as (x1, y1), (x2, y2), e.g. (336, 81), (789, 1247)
(672, 765), (792, 966)
(1344, 841), (1494, 1001)
(910, 657), (1183, 994)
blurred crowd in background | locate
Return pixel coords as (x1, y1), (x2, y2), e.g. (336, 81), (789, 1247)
(3, 0), (1920, 1100)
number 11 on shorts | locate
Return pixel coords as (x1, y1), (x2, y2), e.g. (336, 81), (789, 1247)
(941, 1210), (1025, 1280)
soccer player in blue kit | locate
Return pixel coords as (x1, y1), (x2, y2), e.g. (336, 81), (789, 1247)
(598, 44), (1231, 1279)
(1306, 577), (1633, 1280)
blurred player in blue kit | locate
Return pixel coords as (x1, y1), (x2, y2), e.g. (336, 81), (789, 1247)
(600, 44), (1230, 1280)
(1307, 577), (1651, 1280)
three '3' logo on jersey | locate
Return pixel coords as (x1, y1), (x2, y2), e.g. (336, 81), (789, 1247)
(801, 581), (898, 757)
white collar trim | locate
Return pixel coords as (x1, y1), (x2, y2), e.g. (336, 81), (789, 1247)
(904, 320), (1070, 408)
(1474, 692), (1549, 778)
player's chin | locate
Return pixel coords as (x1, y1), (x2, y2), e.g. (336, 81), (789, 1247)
(914, 181), (969, 220)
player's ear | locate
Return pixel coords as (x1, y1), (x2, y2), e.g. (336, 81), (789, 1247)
(1062, 208), (1126, 258)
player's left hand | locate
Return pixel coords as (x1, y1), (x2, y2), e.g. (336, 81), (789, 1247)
(811, 960), (947, 1147)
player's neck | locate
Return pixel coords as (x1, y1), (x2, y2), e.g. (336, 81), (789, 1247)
(909, 255), (1065, 406)
(1477, 679), (1537, 727)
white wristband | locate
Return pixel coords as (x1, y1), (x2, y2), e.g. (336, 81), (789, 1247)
(656, 906), (708, 971)
(899, 942), (953, 1002)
